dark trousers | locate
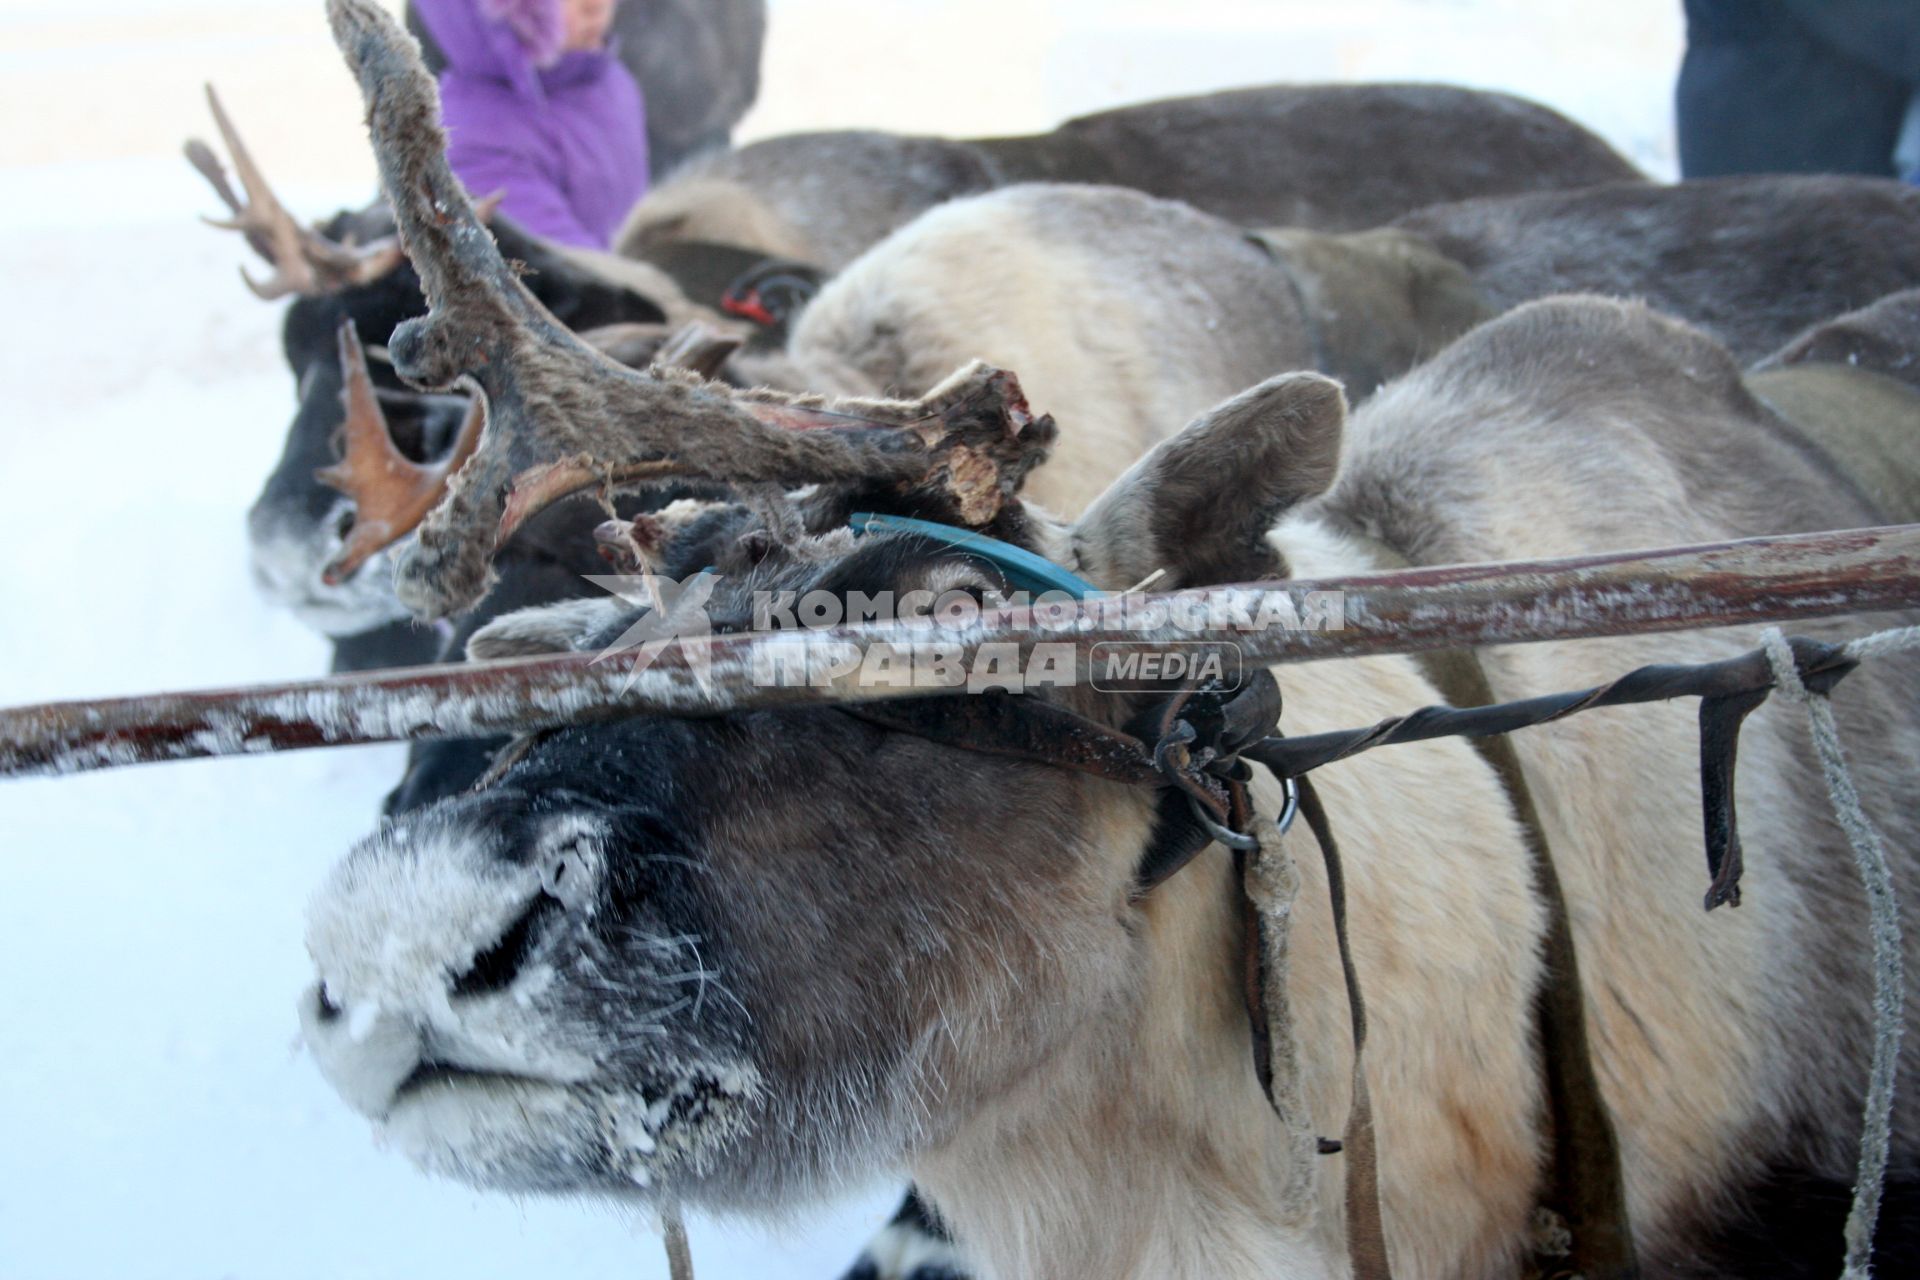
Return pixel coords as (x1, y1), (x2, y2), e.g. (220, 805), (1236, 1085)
(1678, 0), (1920, 178)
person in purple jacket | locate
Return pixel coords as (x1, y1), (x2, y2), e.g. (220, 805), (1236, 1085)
(411, 0), (650, 248)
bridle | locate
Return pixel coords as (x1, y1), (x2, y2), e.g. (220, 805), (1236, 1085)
(483, 514), (1866, 1278)
(839, 515), (1649, 1280)
(835, 514), (1397, 1274)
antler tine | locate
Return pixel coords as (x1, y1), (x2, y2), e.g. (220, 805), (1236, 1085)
(334, 320), (736, 565)
(190, 83), (408, 299)
(195, 84), (321, 299)
(326, 0), (1052, 620)
(182, 138), (245, 220)
(315, 320), (484, 585)
(328, 0), (538, 378)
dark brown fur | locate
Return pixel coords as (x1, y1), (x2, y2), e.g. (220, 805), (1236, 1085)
(1757, 285), (1920, 393)
(618, 83), (1642, 268)
(1395, 175), (1920, 363)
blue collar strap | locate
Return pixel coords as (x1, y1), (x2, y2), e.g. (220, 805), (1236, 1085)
(847, 511), (1101, 599)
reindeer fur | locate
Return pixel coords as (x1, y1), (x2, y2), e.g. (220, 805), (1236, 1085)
(735, 176), (1920, 519)
(615, 83), (1642, 270)
(304, 292), (1920, 1279)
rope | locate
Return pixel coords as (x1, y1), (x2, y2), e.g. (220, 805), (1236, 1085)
(1243, 808), (1318, 1223)
(1251, 635), (1862, 911)
(1761, 626), (1918, 1279)
(661, 1201), (695, 1280)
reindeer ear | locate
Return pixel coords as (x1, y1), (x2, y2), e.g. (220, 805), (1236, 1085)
(466, 597), (628, 660)
(1070, 373), (1345, 588)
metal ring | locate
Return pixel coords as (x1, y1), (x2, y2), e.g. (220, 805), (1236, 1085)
(1188, 797), (1259, 851)
(1186, 772), (1300, 851)
(1273, 773), (1300, 837)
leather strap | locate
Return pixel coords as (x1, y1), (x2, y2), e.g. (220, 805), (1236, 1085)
(1419, 653), (1639, 1279)
(1297, 775), (1391, 1280)
(1347, 537), (1640, 1279)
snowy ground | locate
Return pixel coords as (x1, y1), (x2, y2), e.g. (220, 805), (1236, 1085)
(0, 2), (1682, 1277)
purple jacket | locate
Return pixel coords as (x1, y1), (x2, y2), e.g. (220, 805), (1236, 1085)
(413, 0), (649, 248)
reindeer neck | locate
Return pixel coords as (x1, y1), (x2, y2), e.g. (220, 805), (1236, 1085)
(915, 519), (1549, 1278)
(1256, 227), (1492, 401)
(912, 827), (1346, 1280)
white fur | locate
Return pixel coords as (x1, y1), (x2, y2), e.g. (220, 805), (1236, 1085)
(303, 810), (760, 1193)
(855, 1218), (973, 1279)
(249, 503), (414, 636)
(466, 597), (629, 661)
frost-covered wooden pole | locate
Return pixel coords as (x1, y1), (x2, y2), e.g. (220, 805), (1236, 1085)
(2, 523), (1918, 779)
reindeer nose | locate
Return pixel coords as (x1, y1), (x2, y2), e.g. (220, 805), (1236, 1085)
(298, 982), (424, 1118)
(449, 891), (563, 997)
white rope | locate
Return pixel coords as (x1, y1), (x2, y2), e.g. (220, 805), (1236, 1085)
(661, 1201), (695, 1280)
(1841, 624), (1920, 664)
(1245, 810), (1318, 1223)
(1762, 626), (1918, 1279)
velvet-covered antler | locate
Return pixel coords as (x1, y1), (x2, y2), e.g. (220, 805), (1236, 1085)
(186, 85), (408, 299)
(326, 0), (1054, 619)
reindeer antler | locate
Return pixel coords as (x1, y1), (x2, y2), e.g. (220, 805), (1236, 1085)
(305, 321), (745, 587)
(186, 84), (407, 299)
(325, 0), (1054, 619)
(315, 320), (483, 585)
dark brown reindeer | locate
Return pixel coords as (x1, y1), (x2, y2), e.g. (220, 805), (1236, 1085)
(304, 5), (1920, 1276)
(1388, 175), (1920, 372)
(187, 88), (717, 669)
(614, 81), (1644, 271)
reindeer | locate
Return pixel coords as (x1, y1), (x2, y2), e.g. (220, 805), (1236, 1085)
(1390, 175), (1920, 370)
(613, 81), (1644, 270)
(186, 89), (710, 669)
(742, 173), (1920, 515)
(301, 7), (1920, 1276)
(223, 164), (1920, 668)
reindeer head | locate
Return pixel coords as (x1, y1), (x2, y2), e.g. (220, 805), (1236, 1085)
(302, 0), (1348, 1206)
(187, 87), (674, 637)
(300, 363), (1346, 1202)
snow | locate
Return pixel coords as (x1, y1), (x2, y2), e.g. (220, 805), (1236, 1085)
(0, 2), (1681, 1277)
